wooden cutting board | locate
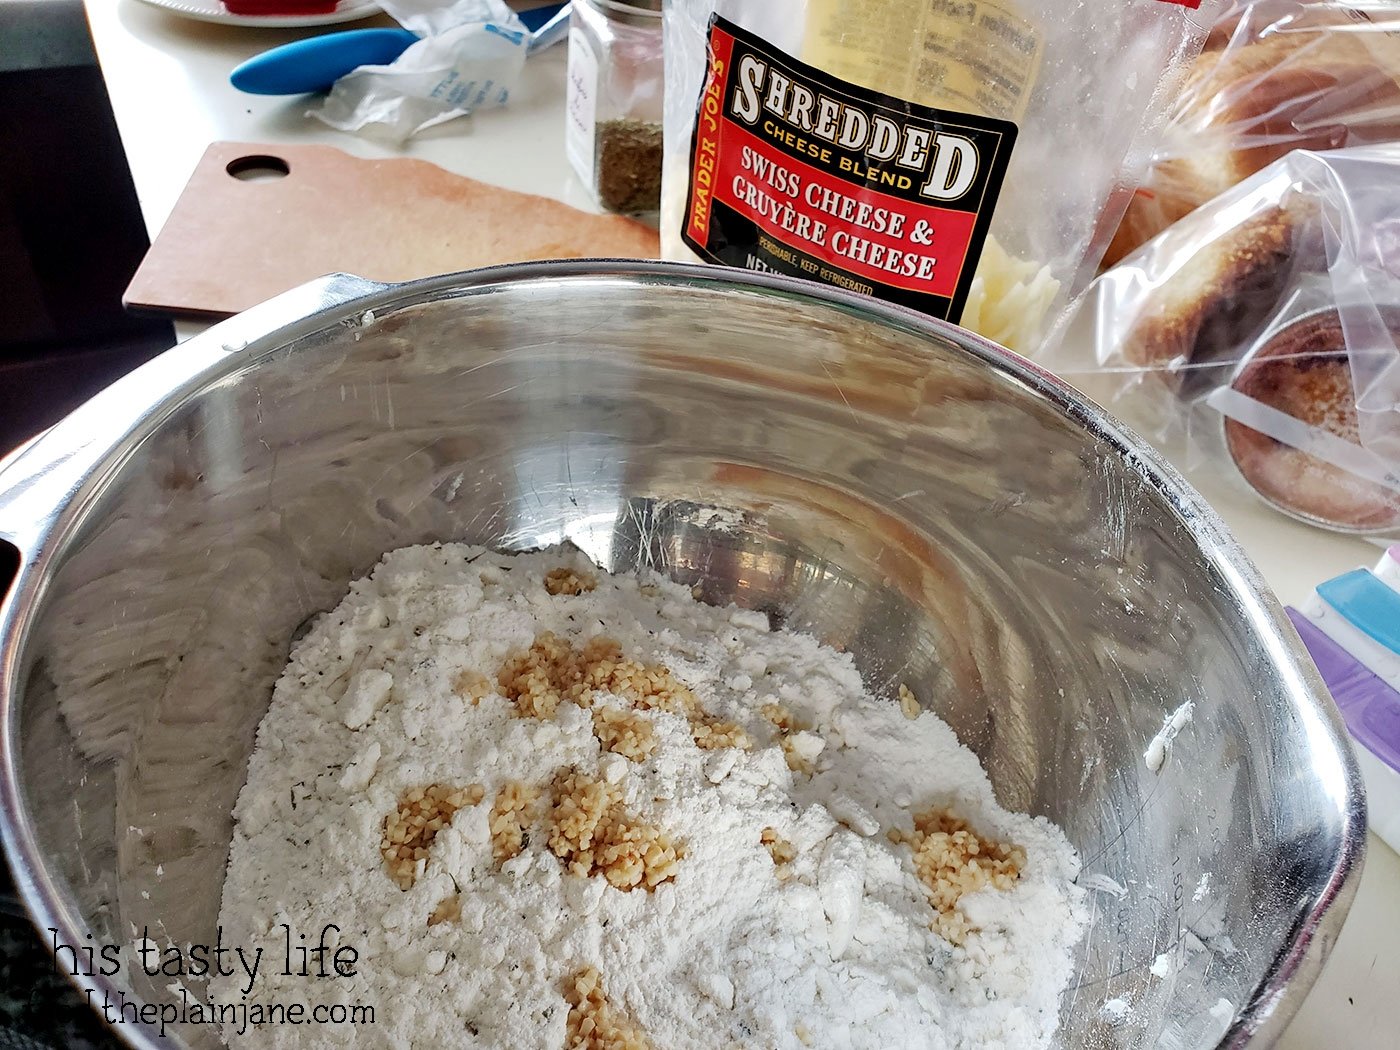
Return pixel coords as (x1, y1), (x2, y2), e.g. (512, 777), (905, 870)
(124, 142), (660, 318)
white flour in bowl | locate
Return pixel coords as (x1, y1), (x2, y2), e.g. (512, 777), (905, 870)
(213, 544), (1086, 1049)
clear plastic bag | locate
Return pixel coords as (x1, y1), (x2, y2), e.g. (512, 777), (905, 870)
(312, 0), (529, 144)
(659, 0), (1221, 353)
(1068, 145), (1400, 535)
(1104, 0), (1400, 268)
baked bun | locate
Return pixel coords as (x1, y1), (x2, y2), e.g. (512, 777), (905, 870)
(1120, 204), (1306, 390)
(1104, 2), (1400, 267)
(1224, 309), (1400, 532)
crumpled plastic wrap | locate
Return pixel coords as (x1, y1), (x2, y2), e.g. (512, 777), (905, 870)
(312, 0), (529, 143)
(1061, 145), (1400, 536)
(1104, 0), (1400, 268)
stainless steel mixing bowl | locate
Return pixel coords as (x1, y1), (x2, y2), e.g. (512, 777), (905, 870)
(0, 262), (1365, 1048)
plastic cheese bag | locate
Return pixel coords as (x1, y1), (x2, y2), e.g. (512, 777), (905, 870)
(659, 0), (1221, 353)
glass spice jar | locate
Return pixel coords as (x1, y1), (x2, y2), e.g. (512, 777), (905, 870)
(565, 0), (665, 216)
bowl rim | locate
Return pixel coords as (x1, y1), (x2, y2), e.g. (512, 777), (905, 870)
(0, 259), (1368, 1049)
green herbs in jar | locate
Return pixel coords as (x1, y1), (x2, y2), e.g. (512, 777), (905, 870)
(595, 119), (664, 215)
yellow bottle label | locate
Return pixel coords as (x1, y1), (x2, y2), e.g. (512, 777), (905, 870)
(802, 0), (1043, 122)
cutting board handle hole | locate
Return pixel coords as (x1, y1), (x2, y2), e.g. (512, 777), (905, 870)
(227, 155), (290, 182)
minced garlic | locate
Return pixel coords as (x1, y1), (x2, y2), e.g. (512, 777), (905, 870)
(382, 784), (484, 890)
(891, 808), (1025, 943)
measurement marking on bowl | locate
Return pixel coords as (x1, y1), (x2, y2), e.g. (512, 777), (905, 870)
(1072, 941), (1192, 990)
(1080, 777), (1165, 869)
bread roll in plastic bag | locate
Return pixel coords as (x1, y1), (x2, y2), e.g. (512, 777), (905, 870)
(659, 0), (1220, 354)
(1105, 0), (1400, 267)
(1068, 145), (1400, 536)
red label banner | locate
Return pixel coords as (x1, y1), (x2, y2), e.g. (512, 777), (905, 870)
(708, 121), (976, 298)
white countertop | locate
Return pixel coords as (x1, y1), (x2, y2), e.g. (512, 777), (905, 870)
(83, 1), (1398, 1044)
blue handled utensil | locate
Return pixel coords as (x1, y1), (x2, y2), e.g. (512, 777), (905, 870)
(230, 2), (570, 96)
(231, 28), (419, 95)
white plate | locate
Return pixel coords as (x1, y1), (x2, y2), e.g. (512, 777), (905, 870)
(133, 0), (383, 29)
